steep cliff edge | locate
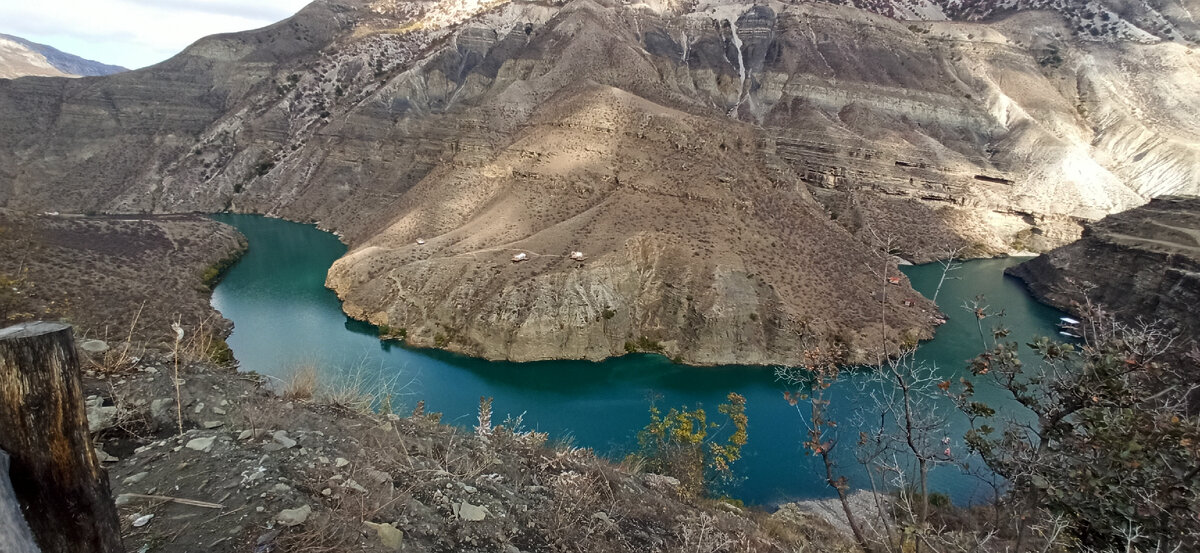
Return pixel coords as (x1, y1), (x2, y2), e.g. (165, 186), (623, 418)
(1007, 196), (1200, 341)
(2, 0), (1199, 363)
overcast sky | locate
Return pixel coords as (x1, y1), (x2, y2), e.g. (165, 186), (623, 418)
(0, 0), (313, 69)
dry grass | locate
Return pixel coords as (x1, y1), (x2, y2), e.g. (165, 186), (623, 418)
(282, 365), (318, 401)
(272, 358), (412, 415)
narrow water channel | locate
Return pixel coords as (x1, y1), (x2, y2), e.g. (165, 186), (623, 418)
(210, 214), (1066, 507)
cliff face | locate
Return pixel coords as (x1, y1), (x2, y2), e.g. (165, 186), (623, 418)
(1, 0), (1198, 363)
(1008, 196), (1200, 340)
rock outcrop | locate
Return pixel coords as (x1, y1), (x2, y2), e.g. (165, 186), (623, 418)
(1008, 196), (1200, 341)
(1, 0), (1198, 363)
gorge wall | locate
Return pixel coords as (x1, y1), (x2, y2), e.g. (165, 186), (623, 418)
(1, 0), (1198, 363)
(1008, 196), (1200, 343)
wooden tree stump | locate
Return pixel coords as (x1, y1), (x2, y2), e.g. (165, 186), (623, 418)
(0, 322), (122, 553)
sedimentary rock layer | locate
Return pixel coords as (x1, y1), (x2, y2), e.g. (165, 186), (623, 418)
(1008, 196), (1200, 341)
(1, 0), (1197, 363)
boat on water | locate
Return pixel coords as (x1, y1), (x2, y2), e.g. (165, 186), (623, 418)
(1058, 316), (1082, 338)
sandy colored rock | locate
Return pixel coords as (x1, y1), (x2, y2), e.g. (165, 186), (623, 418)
(454, 501), (490, 522)
(364, 521), (404, 550)
(275, 505), (311, 527)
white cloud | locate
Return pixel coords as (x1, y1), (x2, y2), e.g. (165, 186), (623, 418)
(0, 0), (312, 69)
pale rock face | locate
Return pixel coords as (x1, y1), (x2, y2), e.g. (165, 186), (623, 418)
(1, 0), (1198, 363)
(0, 37), (68, 79)
(0, 33), (126, 79)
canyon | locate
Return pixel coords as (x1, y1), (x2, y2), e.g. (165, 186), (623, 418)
(1, 0), (1197, 363)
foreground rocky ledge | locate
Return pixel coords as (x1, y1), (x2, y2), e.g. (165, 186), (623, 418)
(82, 354), (851, 552)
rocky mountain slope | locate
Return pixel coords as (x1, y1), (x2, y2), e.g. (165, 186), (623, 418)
(0, 211), (246, 344)
(1007, 195), (1200, 343)
(1, 0), (1197, 363)
(0, 33), (126, 79)
(826, 0), (1200, 43)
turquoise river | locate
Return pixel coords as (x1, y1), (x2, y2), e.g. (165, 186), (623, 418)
(209, 214), (1066, 507)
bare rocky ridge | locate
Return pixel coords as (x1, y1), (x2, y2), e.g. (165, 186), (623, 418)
(1007, 195), (1200, 344)
(822, 0), (1200, 43)
(0, 211), (246, 345)
(0, 33), (126, 79)
(0, 36), (70, 79)
(1, 0), (1198, 363)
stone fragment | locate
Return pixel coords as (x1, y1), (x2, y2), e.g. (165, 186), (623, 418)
(365, 468), (391, 484)
(85, 397), (118, 433)
(256, 529), (280, 547)
(123, 472), (149, 485)
(275, 505), (311, 527)
(643, 473), (680, 493)
(203, 420), (224, 429)
(334, 457), (350, 468)
(364, 522), (404, 551)
(150, 398), (175, 427)
(94, 446), (118, 463)
(453, 501), (490, 521)
(185, 436), (216, 453)
(80, 339), (109, 353)
(273, 430), (297, 448)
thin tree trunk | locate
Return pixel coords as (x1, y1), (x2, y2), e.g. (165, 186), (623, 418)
(0, 322), (123, 553)
(824, 448), (870, 550)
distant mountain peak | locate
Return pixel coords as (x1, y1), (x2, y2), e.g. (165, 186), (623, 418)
(0, 33), (126, 79)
